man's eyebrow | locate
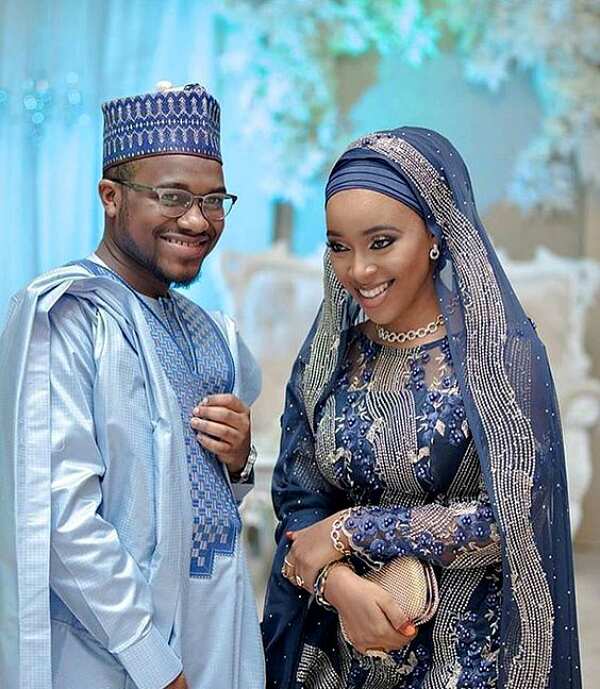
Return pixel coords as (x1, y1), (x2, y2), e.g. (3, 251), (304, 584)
(327, 224), (402, 238)
(156, 181), (227, 193)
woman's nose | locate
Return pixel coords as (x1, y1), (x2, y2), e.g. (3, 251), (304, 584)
(350, 257), (377, 283)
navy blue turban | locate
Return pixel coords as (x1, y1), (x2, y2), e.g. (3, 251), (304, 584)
(325, 148), (423, 218)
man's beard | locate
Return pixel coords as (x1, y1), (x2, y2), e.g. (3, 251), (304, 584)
(115, 205), (202, 289)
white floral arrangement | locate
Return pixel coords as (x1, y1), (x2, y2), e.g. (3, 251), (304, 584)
(220, 0), (600, 212)
(445, 0), (600, 211)
(218, 0), (439, 204)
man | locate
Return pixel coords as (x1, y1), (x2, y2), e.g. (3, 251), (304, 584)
(0, 84), (265, 689)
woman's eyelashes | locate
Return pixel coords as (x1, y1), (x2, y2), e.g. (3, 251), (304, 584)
(326, 235), (396, 253)
(369, 235), (395, 250)
(326, 240), (348, 253)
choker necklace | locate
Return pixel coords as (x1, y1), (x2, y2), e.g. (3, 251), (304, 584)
(377, 314), (445, 344)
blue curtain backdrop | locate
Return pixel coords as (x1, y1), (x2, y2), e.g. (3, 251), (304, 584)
(0, 1), (547, 328)
(0, 0), (274, 326)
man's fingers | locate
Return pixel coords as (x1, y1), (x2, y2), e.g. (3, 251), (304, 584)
(193, 405), (249, 430)
(191, 418), (241, 444)
(196, 394), (248, 413)
(197, 433), (232, 457)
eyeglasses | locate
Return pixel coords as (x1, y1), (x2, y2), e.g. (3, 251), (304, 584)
(110, 179), (237, 221)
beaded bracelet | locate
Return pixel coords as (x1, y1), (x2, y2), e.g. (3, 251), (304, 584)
(330, 509), (353, 556)
(313, 560), (355, 610)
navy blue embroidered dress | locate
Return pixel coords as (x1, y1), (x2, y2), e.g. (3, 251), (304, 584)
(263, 128), (581, 689)
(288, 326), (501, 689)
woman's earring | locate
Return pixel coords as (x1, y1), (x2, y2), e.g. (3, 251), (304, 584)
(429, 245), (440, 261)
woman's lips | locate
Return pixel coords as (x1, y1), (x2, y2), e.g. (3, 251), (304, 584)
(355, 280), (394, 309)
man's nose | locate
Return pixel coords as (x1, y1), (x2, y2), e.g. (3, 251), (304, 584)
(177, 201), (210, 232)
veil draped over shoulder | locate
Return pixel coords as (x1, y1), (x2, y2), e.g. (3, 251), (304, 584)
(262, 128), (581, 689)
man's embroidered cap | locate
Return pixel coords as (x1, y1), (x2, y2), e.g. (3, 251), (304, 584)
(102, 82), (221, 172)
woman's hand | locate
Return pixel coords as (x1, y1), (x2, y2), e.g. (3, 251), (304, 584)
(190, 394), (251, 476)
(325, 565), (417, 655)
(284, 511), (349, 591)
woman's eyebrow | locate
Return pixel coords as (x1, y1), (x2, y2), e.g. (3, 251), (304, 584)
(327, 225), (401, 239)
(363, 225), (401, 236)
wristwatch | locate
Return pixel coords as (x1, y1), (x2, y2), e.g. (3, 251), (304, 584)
(235, 444), (257, 483)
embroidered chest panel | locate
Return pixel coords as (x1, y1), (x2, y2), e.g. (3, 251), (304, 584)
(81, 262), (239, 578)
(155, 295), (240, 578)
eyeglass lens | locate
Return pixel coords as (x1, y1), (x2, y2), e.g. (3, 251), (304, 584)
(157, 189), (233, 220)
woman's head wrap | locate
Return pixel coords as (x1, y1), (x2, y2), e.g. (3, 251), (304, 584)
(325, 150), (423, 218)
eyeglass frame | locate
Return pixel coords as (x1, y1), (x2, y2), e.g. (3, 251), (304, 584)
(108, 179), (238, 221)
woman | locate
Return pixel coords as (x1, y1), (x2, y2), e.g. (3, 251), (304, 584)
(261, 127), (581, 689)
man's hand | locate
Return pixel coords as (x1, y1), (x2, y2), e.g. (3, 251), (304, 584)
(164, 672), (188, 689)
(325, 566), (417, 655)
(191, 394), (251, 475)
(283, 512), (348, 591)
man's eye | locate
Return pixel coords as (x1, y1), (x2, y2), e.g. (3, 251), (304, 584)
(370, 236), (394, 250)
(159, 191), (189, 207)
(204, 195), (224, 209)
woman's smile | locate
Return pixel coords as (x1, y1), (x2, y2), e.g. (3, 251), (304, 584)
(355, 279), (395, 309)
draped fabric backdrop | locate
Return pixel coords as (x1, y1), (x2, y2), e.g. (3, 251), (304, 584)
(0, 0), (238, 325)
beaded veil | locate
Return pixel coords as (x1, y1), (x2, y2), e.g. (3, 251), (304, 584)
(262, 128), (581, 689)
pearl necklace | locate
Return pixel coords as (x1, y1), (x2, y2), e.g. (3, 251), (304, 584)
(377, 314), (445, 344)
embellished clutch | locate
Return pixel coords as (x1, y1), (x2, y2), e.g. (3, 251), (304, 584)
(339, 556), (439, 658)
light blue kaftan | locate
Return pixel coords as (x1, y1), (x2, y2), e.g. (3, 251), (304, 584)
(0, 256), (265, 689)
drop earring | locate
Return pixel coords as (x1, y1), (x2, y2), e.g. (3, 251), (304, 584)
(429, 245), (440, 260)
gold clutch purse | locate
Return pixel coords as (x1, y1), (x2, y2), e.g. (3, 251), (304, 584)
(339, 556), (439, 658)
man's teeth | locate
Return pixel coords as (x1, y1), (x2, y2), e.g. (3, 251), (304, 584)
(358, 281), (391, 299)
(163, 237), (205, 247)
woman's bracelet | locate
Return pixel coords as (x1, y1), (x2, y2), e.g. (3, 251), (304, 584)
(313, 559), (355, 610)
(330, 509), (353, 556)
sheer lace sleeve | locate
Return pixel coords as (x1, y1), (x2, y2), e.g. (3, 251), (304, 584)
(342, 481), (500, 570)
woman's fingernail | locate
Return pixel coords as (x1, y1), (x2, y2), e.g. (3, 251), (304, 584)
(200, 397), (208, 405)
(403, 623), (416, 636)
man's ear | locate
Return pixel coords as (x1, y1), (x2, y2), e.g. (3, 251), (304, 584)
(98, 179), (121, 218)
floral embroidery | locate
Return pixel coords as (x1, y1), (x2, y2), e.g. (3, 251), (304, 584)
(343, 499), (498, 568)
(306, 327), (501, 687)
(410, 338), (470, 492)
(454, 570), (501, 688)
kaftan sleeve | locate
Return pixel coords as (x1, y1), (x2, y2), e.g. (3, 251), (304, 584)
(234, 329), (262, 407)
(48, 296), (182, 689)
(229, 329), (261, 501)
(342, 478), (500, 569)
